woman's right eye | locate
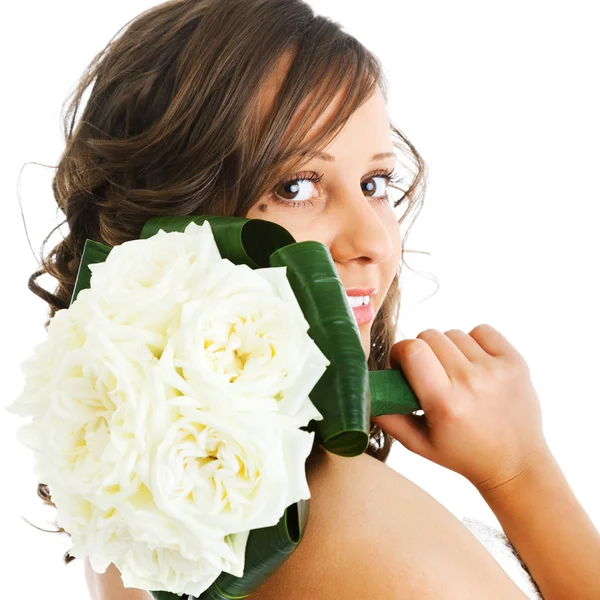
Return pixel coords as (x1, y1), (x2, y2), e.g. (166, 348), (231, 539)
(269, 171), (324, 208)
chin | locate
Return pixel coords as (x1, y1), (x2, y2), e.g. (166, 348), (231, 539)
(360, 328), (371, 360)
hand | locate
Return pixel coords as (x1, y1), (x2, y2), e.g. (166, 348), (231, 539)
(372, 324), (549, 494)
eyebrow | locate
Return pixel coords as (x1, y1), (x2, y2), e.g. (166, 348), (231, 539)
(311, 151), (396, 162)
(297, 151), (396, 162)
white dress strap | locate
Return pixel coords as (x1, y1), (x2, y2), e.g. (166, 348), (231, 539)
(461, 516), (544, 599)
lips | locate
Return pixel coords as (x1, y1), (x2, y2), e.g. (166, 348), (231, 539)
(345, 292), (376, 326)
(349, 300), (374, 326)
(344, 287), (378, 297)
(343, 287), (377, 326)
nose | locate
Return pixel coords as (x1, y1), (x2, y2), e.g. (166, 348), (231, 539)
(327, 192), (394, 266)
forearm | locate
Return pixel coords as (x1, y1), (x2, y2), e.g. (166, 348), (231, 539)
(477, 448), (600, 600)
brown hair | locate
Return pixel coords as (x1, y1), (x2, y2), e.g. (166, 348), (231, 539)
(24, 0), (429, 564)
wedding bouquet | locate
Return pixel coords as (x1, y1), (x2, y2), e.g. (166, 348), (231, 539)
(7, 215), (420, 599)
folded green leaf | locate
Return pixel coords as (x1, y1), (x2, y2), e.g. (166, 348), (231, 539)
(139, 215), (295, 268)
(369, 369), (421, 416)
(148, 500), (309, 600)
(198, 499), (309, 600)
(269, 241), (370, 457)
(70, 239), (112, 304)
(149, 590), (186, 600)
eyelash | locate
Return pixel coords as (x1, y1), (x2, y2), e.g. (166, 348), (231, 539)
(269, 167), (406, 209)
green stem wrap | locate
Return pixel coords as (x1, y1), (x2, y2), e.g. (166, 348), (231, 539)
(71, 215), (421, 600)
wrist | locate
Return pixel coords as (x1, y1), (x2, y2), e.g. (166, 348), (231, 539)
(474, 444), (555, 502)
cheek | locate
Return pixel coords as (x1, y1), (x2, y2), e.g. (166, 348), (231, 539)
(386, 206), (402, 249)
(383, 214), (402, 279)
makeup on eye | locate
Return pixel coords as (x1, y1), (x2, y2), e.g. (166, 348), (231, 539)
(268, 167), (404, 209)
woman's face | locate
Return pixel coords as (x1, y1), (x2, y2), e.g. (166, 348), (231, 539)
(245, 87), (403, 359)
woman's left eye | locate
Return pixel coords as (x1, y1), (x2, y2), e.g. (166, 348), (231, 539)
(361, 172), (396, 200)
(269, 168), (402, 208)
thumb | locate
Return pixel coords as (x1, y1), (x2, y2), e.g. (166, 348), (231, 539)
(371, 413), (432, 459)
(389, 338), (453, 424)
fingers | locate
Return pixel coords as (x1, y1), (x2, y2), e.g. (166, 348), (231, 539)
(389, 339), (453, 418)
(403, 325), (518, 368)
(468, 324), (526, 365)
(388, 324), (522, 420)
(416, 329), (473, 375)
(371, 413), (431, 458)
(443, 329), (489, 363)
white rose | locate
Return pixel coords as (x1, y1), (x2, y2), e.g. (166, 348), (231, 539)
(146, 395), (316, 536)
(8, 294), (153, 511)
(159, 261), (329, 427)
(86, 221), (223, 352)
(63, 482), (247, 597)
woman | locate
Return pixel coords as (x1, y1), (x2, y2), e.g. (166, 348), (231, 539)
(25, 0), (599, 598)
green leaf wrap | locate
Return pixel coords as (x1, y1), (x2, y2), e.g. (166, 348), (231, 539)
(269, 241), (370, 457)
(70, 239), (112, 305)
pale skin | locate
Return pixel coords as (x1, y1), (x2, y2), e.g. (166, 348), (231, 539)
(85, 53), (600, 599)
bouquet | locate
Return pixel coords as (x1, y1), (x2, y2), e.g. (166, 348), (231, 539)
(7, 215), (420, 599)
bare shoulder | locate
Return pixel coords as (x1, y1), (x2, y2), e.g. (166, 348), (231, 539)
(249, 445), (529, 600)
(85, 558), (151, 600)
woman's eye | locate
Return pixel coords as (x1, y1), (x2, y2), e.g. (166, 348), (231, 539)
(272, 177), (320, 203)
(362, 175), (389, 199)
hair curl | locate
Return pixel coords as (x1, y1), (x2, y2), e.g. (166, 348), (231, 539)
(23, 0), (429, 565)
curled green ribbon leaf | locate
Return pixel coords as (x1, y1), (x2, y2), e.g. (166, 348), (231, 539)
(71, 214), (421, 600)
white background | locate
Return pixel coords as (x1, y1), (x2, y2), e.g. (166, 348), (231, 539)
(1, 0), (598, 597)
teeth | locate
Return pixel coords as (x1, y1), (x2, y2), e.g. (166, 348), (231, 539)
(347, 295), (370, 308)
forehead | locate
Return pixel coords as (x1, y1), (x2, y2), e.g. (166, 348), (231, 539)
(256, 49), (390, 154)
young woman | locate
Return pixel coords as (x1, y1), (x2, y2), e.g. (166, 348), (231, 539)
(25, 0), (600, 598)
